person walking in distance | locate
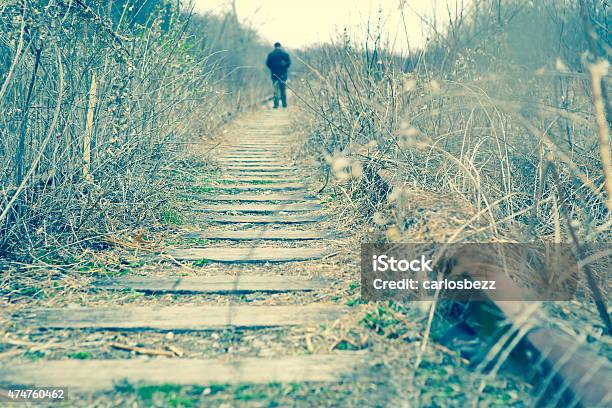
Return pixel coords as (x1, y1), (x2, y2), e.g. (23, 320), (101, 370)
(266, 42), (291, 109)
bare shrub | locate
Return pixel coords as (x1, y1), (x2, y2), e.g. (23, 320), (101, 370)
(294, 2), (611, 396)
(0, 0), (266, 259)
(298, 0), (610, 247)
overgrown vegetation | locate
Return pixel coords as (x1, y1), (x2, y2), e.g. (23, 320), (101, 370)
(0, 1), (608, 406)
(0, 0), (267, 259)
(298, 0), (610, 279)
(294, 1), (611, 398)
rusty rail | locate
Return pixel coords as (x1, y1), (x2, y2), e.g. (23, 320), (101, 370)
(373, 169), (611, 407)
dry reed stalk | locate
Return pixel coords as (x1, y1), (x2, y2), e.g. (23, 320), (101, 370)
(0, 2), (24, 103)
(551, 165), (612, 335)
(0, 47), (65, 225)
(587, 60), (612, 213)
(83, 73), (97, 183)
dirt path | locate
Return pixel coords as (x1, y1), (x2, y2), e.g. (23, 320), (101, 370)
(0, 109), (534, 407)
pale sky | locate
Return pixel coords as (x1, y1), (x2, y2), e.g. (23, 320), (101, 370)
(190, 1), (469, 52)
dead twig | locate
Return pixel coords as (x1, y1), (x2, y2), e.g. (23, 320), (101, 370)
(109, 342), (175, 358)
(551, 165), (611, 335)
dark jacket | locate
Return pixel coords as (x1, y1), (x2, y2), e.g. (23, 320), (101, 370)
(266, 48), (291, 80)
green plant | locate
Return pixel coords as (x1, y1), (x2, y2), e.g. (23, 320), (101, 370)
(233, 385), (269, 401)
(189, 186), (215, 194)
(161, 208), (185, 226)
(68, 351), (93, 360)
(185, 237), (211, 246)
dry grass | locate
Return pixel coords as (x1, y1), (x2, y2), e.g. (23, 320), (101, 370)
(295, 0), (610, 302)
(0, 1), (267, 260)
(293, 0), (611, 402)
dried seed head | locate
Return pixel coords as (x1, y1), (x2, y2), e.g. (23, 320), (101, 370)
(331, 155), (363, 181)
(405, 127), (419, 137)
(403, 78), (417, 92)
(349, 161), (363, 179)
(386, 226), (402, 242)
(388, 186), (409, 205)
(398, 126), (421, 149)
(416, 300), (433, 313)
(555, 58), (569, 73)
(429, 80), (441, 93)
(372, 211), (388, 226)
(331, 156), (350, 172)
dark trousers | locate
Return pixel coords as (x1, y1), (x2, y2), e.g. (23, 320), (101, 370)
(272, 76), (287, 108)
